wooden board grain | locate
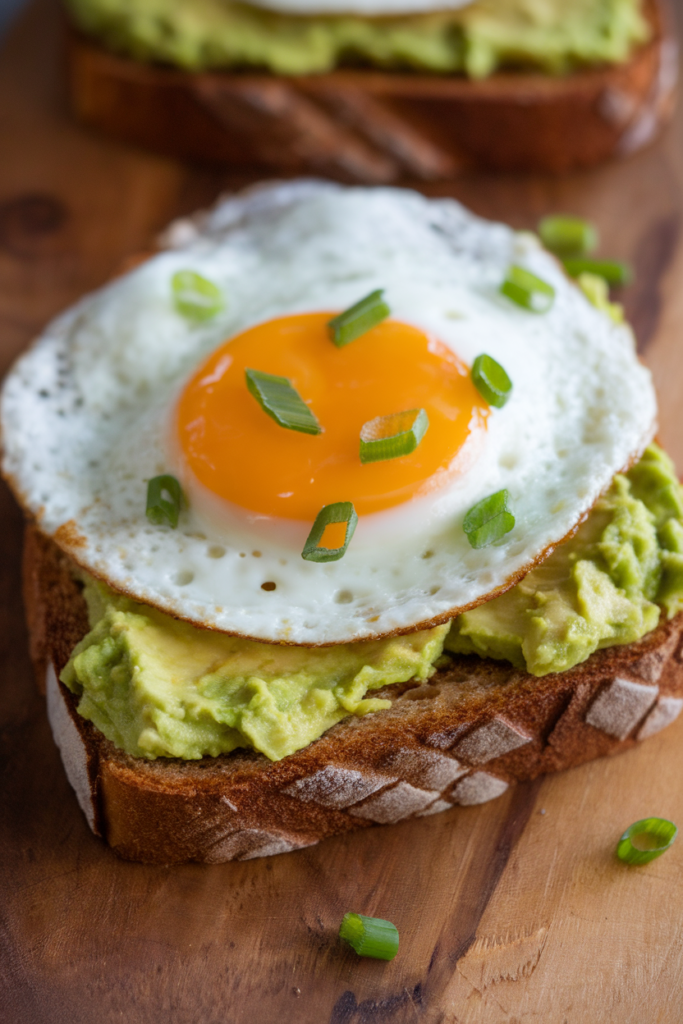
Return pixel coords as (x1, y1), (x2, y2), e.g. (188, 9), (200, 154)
(3, 2), (683, 1022)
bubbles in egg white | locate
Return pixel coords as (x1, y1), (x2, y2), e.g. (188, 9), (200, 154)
(1, 181), (657, 644)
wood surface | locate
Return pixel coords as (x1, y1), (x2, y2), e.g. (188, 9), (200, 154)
(66, 0), (676, 181)
(3, 1), (683, 1021)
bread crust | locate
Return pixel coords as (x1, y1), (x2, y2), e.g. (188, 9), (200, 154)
(65, 0), (677, 181)
(25, 524), (683, 864)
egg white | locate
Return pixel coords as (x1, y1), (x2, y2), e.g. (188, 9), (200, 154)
(1, 181), (657, 644)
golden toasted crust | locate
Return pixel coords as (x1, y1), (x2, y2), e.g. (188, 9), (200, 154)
(64, 0), (676, 181)
(25, 525), (683, 864)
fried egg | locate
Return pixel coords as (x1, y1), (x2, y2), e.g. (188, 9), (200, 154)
(1, 181), (657, 644)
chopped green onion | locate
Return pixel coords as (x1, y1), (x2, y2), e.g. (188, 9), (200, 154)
(146, 474), (183, 529)
(538, 215), (598, 257)
(562, 258), (633, 287)
(172, 270), (224, 322)
(471, 355), (512, 409)
(616, 818), (677, 866)
(245, 369), (322, 436)
(577, 273), (624, 325)
(500, 265), (555, 313)
(302, 502), (357, 563)
(463, 489), (515, 549)
(328, 290), (390, 348)
(359, 408), (429, 464)
(339, 913), (399, 961)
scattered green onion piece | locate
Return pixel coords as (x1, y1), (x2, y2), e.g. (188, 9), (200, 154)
(577, 273), (624, 325)
(538, 215), (598, 257)
(245, 368), (322, 436)
(562, 258), (633, 287)
(463, 489), (515, 549)
(302, 502), (358, 563)
(339, 913), (399, 961)
(471, 354), (512, 409)
(146, 474), (183, 529)
(359, 408), (429, 464)
(616, 818), (677, 866)
(328, 289), (390, 348)
(172, 270), (224, 322)
(500, 265), (555, 313)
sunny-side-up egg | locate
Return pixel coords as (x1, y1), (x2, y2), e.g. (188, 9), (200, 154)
(1, 181), (656, 645)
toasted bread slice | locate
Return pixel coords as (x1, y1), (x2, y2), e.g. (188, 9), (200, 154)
(66, 0), (677, 182)
(23, 523), (683, 865)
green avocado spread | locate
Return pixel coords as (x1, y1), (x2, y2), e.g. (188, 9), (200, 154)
(66, 0), (649, 77)
(61, 593), (449, 761)
(62, 444), (683, 762)
(446, 445), (683, 675)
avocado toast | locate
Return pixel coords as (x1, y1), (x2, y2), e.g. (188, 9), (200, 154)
(66, 0), (676, 178)
(24, 458), (683, 863)
(5, 182), (683, 863)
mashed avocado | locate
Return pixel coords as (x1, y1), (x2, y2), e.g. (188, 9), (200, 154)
(61, 592), (449, 761)
(446, 446), (683, 675)
(66, 0), (649, 77)
(62, 444), (683, 762)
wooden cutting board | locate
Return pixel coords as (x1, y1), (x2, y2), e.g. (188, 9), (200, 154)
(2, 3), (683, 1021)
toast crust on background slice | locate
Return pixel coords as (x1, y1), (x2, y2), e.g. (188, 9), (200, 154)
(24, 524), (683, 865)
(66, 0), (677, 182)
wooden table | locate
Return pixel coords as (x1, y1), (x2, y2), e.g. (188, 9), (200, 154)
(2, 3), (683, 1021)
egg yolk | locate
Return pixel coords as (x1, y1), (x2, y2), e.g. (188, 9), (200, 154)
(177, 312), (489, 521)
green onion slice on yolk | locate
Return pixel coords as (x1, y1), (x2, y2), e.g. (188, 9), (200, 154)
(538, 215), (598, 258)
(146, 474), (183, 529)
(171, 270), (225, 322)
(562, 258), (633, 287)
(463, 489), (515, 549)
(359, 408), (429, 464)
(328, 289), (390, 348)
(245, 368), (322, 435)
(302, 502), (358, 563)
(616, 818), (677, 866)
(471, 355), (512, 409)
(339, 913), (399, 961)
(501, 265), (555, 313)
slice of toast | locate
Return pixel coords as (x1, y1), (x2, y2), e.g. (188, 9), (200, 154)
(24, 523), (683, 865)
(66, 0), (677, 182)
